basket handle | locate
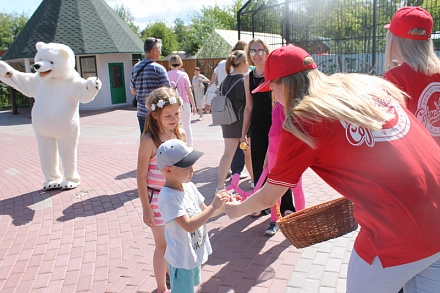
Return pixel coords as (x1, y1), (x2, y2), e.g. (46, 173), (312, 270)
(274, 203), (283, 220)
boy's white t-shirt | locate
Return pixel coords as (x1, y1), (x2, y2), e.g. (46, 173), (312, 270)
(158, 182), (212, 270)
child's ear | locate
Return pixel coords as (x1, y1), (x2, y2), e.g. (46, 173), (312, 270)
(163, 166), (172, 175)
(151, 111), (159, 120)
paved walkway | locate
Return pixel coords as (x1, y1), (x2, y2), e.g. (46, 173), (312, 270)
(0, 107), (358, 293)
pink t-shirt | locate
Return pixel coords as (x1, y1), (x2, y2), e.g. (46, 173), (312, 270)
(384, 63), (440, 146)
(167, 70), (191, 103)
(267, 103), (285, 170)
(268, 96), (440, 268)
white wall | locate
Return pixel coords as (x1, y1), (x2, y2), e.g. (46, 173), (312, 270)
(78, 53), (135, 110)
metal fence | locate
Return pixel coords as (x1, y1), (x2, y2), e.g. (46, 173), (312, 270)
(238, 0), (440, 76)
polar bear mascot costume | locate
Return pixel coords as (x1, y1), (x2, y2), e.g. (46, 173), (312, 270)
(0, 42), (101, 190)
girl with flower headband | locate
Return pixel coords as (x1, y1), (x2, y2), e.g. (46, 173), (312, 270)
(137, 87), (186, 293)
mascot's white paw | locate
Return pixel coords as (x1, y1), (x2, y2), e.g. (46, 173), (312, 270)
(43, 180), (62, 190)
(86, 77), (102, 92)
(61, 179), (80, 190)
(0, 61), (13, 78)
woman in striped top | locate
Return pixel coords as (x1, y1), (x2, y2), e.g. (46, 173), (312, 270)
(137, 87), (186, 293)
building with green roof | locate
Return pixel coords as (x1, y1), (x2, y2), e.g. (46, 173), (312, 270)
(2, 0), (144, 109)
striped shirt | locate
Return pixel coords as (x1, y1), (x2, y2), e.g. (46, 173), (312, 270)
(130, 59), (170, 118)
(146, 156), (166, 225)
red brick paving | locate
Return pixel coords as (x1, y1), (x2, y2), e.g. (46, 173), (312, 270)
(0, 107), (341, 293)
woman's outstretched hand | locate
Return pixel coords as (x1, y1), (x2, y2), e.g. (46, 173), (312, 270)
(225, 199), (243, 219)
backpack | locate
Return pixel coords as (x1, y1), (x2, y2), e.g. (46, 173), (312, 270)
(171, 74), (183, 98)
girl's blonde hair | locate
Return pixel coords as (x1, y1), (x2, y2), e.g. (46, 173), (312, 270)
(143, 87), (183, 147)
(246, 38), (270, 66)
(225, 50), (247, 75)
(280, 69), (407, 149)
(169, 55), (183, 68)
(384, 30), (440, 75)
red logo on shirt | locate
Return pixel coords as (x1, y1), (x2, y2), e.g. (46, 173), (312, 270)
(416, 82), (440, 136)
(342, 97), (410, 147)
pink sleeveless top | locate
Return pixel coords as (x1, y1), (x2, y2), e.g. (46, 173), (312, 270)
(146, 156), (165, 225)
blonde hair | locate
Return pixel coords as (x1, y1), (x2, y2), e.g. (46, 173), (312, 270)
(280, 70), (407, 148)
(169, 55), (183, 68)
(225, 50), (247, 75)
(143, 87), (183, 147)
(246, 38), (270, 66)
(384, 30), (440, 75)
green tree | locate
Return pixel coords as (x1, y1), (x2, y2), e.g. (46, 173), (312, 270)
(113, 4), (139, 36)
(0, 12), (28, 50)
(423, 0), (440, 29)
(183, 1), (241, 55)
(141, 22), (179, 58)
(174, 18), (188, 45)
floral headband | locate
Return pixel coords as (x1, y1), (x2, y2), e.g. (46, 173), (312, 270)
(150, 96), (183, 111)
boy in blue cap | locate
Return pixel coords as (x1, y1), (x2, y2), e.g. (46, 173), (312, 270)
(156, 139), (231, 293)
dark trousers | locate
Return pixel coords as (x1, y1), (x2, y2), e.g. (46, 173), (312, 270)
(231, 145), (244, 174)
(138, 115), (146, 136)
(280, 189), (296, 215)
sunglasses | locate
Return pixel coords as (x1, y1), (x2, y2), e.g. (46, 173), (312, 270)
(147, 38), (161, 51)
(249, 49), (267, 56)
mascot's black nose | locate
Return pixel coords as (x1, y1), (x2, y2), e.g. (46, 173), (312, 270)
(34, 64), (40, 70)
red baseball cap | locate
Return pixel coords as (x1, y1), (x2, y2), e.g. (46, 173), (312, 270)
(252, 45), (317, 93)
(384, 6), (432, 40)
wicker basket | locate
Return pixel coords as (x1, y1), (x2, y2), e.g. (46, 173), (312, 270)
(276, 197), (358, 249)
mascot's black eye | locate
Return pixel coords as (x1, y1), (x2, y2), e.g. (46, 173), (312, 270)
(50, 61), (54, 64)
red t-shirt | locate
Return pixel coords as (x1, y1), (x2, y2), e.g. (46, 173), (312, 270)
(384, 63), (440, 146)
(268, 97), (440, 268)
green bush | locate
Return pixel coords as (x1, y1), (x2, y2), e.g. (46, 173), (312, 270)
(0, 83), (30, 110)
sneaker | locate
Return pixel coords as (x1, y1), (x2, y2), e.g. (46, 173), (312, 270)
(215, 187), (225, 195)
(197, 117), (203, 121)
(284, 210), (294, 217)
(239, 173), (248, 179)
(264, 222), (279, 236)
(250, 181), (255, 189)
(250, 208), (271, 218)
(226, 170), (232, 179)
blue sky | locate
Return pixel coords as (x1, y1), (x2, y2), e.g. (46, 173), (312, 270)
(1, 0), (237, 29)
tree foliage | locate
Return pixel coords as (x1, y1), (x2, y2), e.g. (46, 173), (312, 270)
(0, 12), (28, 50)
(180, 1), (243, 55)
(141, 22), (179, 58)
(113, 4), (139, 36)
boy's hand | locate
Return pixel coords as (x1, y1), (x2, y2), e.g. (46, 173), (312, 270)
(212, 190), (231, 210)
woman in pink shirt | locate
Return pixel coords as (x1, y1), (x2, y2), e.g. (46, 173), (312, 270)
(167, 55), (196, 146)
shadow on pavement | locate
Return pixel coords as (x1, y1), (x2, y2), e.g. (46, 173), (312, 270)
(0, 108), (32, 126)
(56, 189), (138, 222)
(201, 217), (292, 292)
(0, 188), (64, 226)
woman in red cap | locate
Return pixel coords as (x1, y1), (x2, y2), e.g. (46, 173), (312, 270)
(225, 45), (440, 292)
(383, 6), (440, 146)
